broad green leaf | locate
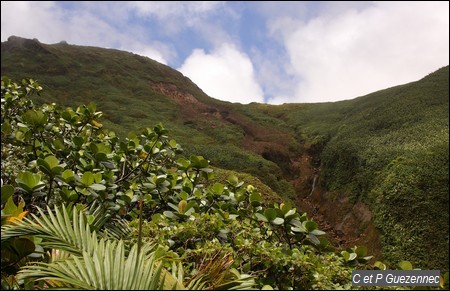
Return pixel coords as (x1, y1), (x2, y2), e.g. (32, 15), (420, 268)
(264, 208), (278, 221)
(68, 191), (79, 202)
(184, 207), (195, 216)
(17, 172), (44, 192)
(212, 183), (224, 195)
(1, 122), (12, 134)
(89, 184), (106, 191)
(398, 260), (413, 270)
(169, 139), (177, 148)
(190, 155), (209, 169)
(61, 169), (75, 182)
(179, 191), (189, 201)
(355, 246), (367, 257)
(271, 217), (284, 225)
(280, 202), (292, 214)
(163, 211), (178, 219)
(176, 157), (191, 170)
(167, 202), (179, 212)
(227, 175), (239, 187)
(22, 109), (47, 127)
(310, 229), (326, 236)
(154, 123), (168, 135)
(291, 226), (307, 233)
(3, 197), (24, 216)
(289, 218), (302, 228)
(73, 136), (84, 148)
(255, 213), (268, 222)
(81, 172), (94, 186)
(360, 256), (374, 262)
(9, 237), (35, 259)
(178, 200), (187, 214)
(374, 261), (387, 270)
(318, 237), (329, 247)
(304, 221), (318, 232)
(37, 158), (52, 176)
(341, 251), (350, 261)
(93, 173), (102, 183)
(200, 167), (213, 173)
(14, 130), (25, 142)
(249, 192), (262, 207)
(284, 209), (296, 218)
(76, 186), (91, 196)
(348, 252), (357, 261)
(61, 110), (75, 122)
(44, 155), (59, 169)
(53, 138), (65, 150)
(86, 101), (96, 113)
(143, 194), (153, 204)
(307, 233), (320, 245)
(1, 185), (14, 204)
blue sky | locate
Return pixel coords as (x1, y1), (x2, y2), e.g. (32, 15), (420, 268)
(1, 1), (449, 104)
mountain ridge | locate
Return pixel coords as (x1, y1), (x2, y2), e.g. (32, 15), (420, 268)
(1, 36), (448, 271)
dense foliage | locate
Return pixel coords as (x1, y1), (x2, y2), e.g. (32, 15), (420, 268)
(4, 77), (444, 290)
(257, 66), (449, 272)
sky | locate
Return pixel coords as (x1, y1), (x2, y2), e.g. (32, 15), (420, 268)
(1, 1), (449, 104)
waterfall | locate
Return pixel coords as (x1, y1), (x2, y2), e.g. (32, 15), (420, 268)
(308, 175), (318, 197)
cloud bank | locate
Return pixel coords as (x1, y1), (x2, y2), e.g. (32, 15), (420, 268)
(178, 44), (264, 103)
(1, 1), (448, 104)
(267, 1), (449, 103)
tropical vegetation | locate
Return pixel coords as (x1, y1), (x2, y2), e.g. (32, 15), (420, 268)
(4, 77), (447, 289)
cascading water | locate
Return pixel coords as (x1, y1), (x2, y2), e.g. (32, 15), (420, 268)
(308, 174), (318, 197)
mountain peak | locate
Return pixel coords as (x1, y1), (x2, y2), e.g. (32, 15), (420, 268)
(3, 35), (51, 55)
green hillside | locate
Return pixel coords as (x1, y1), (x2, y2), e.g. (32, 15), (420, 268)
(261, 67), (449, 270)
(2, 36), (448, 272)
(1, 36), (296, 199)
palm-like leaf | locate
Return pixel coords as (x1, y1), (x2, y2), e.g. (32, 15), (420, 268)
(87, 201), (132, 240)
(1, 204), (185, 290)
(2, 205), (99, 257)
(18, 241), (184, 290)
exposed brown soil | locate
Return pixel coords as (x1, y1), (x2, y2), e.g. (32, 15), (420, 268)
(151, 80), (383, 260)
(291, 150), (383, 260)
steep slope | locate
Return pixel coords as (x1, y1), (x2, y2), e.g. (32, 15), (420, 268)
(258, 66), (449, 270)
(2, 36), (448, 271)
(1, 36), (297, 199)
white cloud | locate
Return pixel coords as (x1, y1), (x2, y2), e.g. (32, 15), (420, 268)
(2, 2), (448, 105)
(126, 1), (226, 36)
(1, 1), (63, 42)
(127, 1), (223, 18)
(178, 44), (264, 104)
(129, 45), (169, 65)
(269, 1), (449, 103)
(0, 1), (173, 64)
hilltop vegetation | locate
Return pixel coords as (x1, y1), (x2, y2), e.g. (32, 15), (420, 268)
(261, 67), (449, 270)
(1, 36), (297, 199)
(1, 36), (448, 274)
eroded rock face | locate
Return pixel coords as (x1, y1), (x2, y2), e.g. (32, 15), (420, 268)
(293, 148), (382, 260)
(149, 80), (200, 105)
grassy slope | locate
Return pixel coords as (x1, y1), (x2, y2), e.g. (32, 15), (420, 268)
(2, 36), (448, 271)
(1, 36), (296, 199)
(260, 67), (449, 270)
